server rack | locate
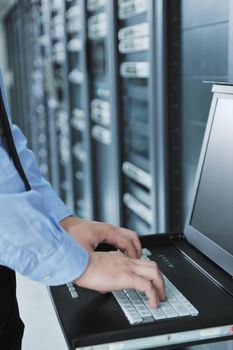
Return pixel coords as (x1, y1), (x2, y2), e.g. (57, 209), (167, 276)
(4, 0), (174, 232)
(86, 0), (121, 225)
(15, 0), (31, 141)
(5, 0), (51, 181)
(4, 9), (17, 123)
(65, 0), (93, 219)
(117, 0), (169, 235)
(30, 0), (51, 179)
(47, 0), (74, 208)
(40, 0), (61, 189)
(5, 4), (25, 133)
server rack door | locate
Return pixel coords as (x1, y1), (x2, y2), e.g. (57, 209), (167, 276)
(117, 0), (169, 235)
(65, 0), (93, 219)
(30, 1), (51, 180)
(107, 0), (122, 227)
(36, 0), (52, 182)
(29, 2), (42, 161)
(81, 0), (95, 221)
(117, 0), (153, 235)
(5, 11), (17, 124)
(41, 0), (61, 193)
(86, 0), (119, 225)
(4, 1), (52, 182)
(17, 1), (30, 143)
(47, 0), (74, 209)
(10, 5), (25, 131)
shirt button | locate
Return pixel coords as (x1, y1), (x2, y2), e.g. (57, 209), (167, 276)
(43, 274), (52, 281)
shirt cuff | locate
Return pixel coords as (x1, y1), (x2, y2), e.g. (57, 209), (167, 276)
(41, 187), (73, 222)
(29, 233), (89, 286)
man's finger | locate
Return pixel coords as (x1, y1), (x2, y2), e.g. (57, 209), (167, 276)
(118, 228), (142, 258)
(105, 230), (139, 258)
(132, 276), (158, 308)
(132, 260), (166, 301)
(114, 236), (138, 258)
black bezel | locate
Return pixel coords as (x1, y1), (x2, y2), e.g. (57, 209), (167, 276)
(184, 84), (233, 278)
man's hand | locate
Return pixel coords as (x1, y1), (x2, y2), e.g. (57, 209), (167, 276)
(60, 216), (141, 258)
(74, 250), (166, 308)
(60, 216), (166, 308)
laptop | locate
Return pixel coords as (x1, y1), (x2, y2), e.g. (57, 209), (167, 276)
(49, 84), (233, 350)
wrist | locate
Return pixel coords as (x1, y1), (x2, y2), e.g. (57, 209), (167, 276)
(59, 216), (82, 232)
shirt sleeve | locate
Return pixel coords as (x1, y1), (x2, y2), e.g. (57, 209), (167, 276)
(11, 123), (72, 222)
(0, 189), (89, 285)
(0, 71), (89, 285)
(1, 68), (70, 221)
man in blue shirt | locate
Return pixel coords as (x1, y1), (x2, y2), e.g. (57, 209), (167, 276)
(0, 70), (165, 349)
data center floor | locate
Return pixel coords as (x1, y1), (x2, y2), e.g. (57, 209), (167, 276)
(16, 273), (68, 350)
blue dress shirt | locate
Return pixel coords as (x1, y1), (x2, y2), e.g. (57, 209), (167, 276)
(0, 70), (89, 285)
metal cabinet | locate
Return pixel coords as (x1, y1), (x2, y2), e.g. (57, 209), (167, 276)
(5, 0), (51, 181)
(45, 0), (73, 208)
(65, 0), (93, 219)
(30, 0), (51, 180)
(86, 0), (120, 225)
(117, 0), (169, 234)
(4, 0), (172, 232)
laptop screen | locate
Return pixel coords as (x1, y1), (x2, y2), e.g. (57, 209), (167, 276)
(185, 88), (233, 277)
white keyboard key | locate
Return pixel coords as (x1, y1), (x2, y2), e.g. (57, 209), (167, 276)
(161, 307), (178, 318)
(141, 255), (150, 261)
(124, 289), (134, 295)
(139, 295), (148, 302)
(170, 302), (190, 316)
(177, 295), (189, 303)
(128, 315), (143, 325)
(169, 296), (178, 303)
(135, 305), (150, 313)
(71, 291), (78, 298)
(124, 309), (142, 325)
(119, 301), (132, 309)
(141, 248), (152, 256)
(161, 302), (178, 318)
(143, 316), (154, 323)
(150, 308), (167, 320)
(123, 307), (137, 315)
(165, 288), (174, 298)
(68, 286), (76, 292)
(113, 291), (125, 298)
(123, 304), (135, 311)
(140, 310), (153, 318)
(185, 305), (199, 316)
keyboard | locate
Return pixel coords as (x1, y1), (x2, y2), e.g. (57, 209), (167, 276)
(112, 249), (199, 325)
